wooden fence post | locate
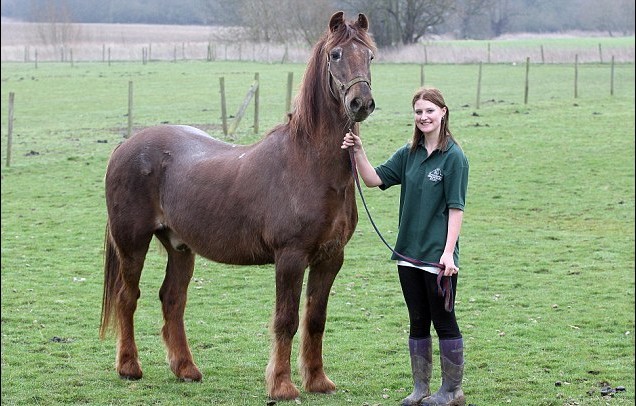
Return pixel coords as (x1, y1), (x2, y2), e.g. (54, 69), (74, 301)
(574, 54), (579, 98)
(286, 72), (294, 117)
(220, 77), (228, 136)
(610, 56), (615, 96)
(524, 57), (530, 105)
(229, 79), (259, 136)
(127, 81), (133, 138)
(476, 62), (482, 109)
(6, 92), (15, 167)
(253, 73), (260, 134)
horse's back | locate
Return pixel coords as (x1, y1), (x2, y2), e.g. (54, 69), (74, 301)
(106, 124), (241, 195)
(110, 125), (235, 163)
(105, 125), (234, 225)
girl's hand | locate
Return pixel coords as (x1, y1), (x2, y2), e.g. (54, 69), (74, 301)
(440, 253), (458, 276)
(341, 130), (361, 152)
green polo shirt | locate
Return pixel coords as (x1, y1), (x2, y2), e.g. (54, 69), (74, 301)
(375, 140), (469, 266)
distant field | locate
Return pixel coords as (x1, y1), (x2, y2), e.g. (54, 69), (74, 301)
(1, 21), (635, 63)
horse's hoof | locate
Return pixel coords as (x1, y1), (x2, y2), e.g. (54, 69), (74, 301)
(179, 372), (202, 382)
(304, 372), (336, 394)
(119, 374), (142, 381)
(171, 359), (203, 382)
(117, 360), (143, 380)
(177, 367), (202, 382)
(268, 381), (301, 401)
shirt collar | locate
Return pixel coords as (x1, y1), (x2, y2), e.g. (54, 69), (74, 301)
(417, 138), (455, 153)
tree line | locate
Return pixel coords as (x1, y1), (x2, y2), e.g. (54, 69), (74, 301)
(2, 0), (634, 47)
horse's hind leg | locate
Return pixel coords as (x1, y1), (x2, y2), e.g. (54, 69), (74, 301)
(299, 253), (343, 394)
(156, 236), (202, 382)
(111, 236), (153, 380)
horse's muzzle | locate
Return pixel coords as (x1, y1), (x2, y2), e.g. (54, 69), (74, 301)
(346, 83), (375, 122)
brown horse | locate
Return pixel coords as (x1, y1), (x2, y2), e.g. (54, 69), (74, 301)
(100, 11), (375, 401)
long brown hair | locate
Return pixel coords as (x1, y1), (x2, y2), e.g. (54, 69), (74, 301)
(409, 87), (458, 153)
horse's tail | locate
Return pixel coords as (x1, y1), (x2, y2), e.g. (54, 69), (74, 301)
(100, 222), (120, 339)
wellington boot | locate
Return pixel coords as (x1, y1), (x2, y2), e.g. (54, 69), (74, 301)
(422, 338), (465, 406)
(401, 337), (433, 406)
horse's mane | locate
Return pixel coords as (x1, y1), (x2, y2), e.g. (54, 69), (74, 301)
(287, 17), (376, 142)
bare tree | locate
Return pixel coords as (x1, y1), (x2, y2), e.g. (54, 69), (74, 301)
(454, 0), (494, 39)
(288, 0), (336, 46)
(200, 0), (241, 26)
(578, 0), (635, 37)
(238, 0), (335, 45)
(342, 0), (454, 46)
(29, 0), (81, 47)
(487, 0), (519, 38)
(394, 0), (451, 44)
(237, 0), (278, 42)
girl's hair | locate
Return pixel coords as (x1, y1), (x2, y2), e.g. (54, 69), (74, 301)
(409, 87), (459, 153)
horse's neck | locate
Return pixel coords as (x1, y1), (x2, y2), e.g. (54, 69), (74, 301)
(309, 120), (354, 184)
(288, 78), (353, 181)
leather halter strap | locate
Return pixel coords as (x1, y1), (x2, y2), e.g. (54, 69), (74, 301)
(327, 59), (371, 100)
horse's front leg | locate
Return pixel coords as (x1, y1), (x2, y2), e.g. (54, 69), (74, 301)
(266, 250), (307, 400)
(299, 252), (343, 394)
(158, 245), (202, 382)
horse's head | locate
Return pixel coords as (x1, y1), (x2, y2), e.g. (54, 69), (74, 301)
(325, 12), (376, 123)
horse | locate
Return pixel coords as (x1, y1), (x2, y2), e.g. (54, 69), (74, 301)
(100, 11), (375, 401)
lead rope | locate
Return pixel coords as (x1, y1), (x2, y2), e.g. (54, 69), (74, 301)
(347, 146), (454, 312)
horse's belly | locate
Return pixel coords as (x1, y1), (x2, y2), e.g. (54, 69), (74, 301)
(165, 225), (274, 266)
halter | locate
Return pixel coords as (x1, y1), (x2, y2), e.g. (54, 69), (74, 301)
(327, 58), (372, 102)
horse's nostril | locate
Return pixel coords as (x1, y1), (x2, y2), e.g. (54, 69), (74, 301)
(368, 99), (375, 112)
(349, 98), (362, 112)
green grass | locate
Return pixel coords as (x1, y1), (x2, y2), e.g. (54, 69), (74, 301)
(1, 59), (634, 405)
(436, 36), (635, 49)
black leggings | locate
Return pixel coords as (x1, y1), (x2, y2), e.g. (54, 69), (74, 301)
(398, 265), (461, 340)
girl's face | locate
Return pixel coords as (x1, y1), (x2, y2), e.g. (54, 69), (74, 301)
(414, 99), (446, 136)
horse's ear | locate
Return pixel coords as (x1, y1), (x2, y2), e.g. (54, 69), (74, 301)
(329, 11), (345, 33)
(356, 13), (369, 31)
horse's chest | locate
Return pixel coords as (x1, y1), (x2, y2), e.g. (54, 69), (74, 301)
(315, 191), (356, 247)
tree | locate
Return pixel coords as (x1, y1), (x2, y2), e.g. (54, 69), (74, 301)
(487, 0), (521, 37)
(29, 0), (82, 47)
(237, 0), (334, 45)
(578, 0), (636, 37)
(453, 0), (494, 39)
(288, 0), (336, 46)
(342, 0), (455, 46)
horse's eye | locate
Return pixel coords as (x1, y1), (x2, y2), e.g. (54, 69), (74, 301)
(330, 48), (342, 61)
(369, 51), (375, 61)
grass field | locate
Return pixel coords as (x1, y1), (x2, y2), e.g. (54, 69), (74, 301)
(1, 58), (634, 405)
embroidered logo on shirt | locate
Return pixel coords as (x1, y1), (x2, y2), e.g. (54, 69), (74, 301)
(427, 168), (443, 182)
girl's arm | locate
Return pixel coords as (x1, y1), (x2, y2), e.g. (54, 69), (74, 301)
(341, 131), (383, 187)
(440, 208), (464, 276)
